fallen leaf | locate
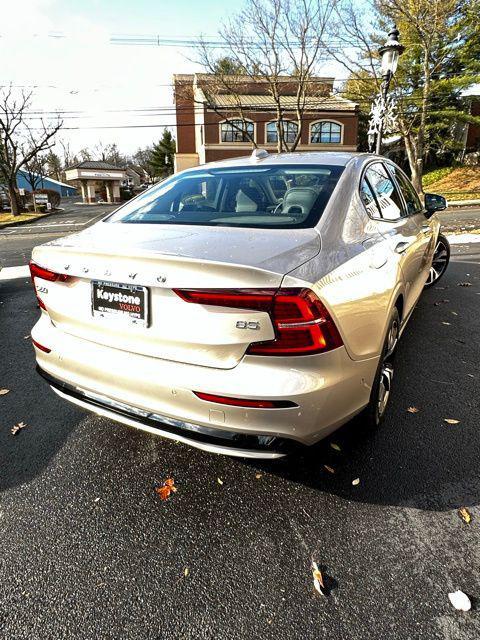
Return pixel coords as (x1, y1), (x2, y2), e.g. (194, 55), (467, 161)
(323, 465), (335, 474)
(352, 478), (360, 486)
(155, 477), (177, 500)
(312, 561), (325, 595)
(11, 421), (27, 436)
(457, 282), (472, 287)
(467, 374), (474, 378)
(451, 312), (458, 316)
(444, 418), (460, 425)
(94, 497), (100, 503)
(184, 567), (189, 578)
(448, 590), (471, 611)
(330, 443), (341, 452)
(0, 389), (10, 396)
(407, 406), (420, 413)
(442, 322), (451, 326)
(434, 299), (449, 306)
(458, 507), (472, 524)
(255, 473), (263, 479)
(217, 477), (224, 485)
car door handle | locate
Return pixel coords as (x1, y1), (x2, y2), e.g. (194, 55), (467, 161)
(395, 241), (412, 254)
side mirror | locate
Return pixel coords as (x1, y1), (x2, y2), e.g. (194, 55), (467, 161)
(424, 192), (447, 218)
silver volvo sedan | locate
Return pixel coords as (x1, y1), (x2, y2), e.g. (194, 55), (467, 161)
(30, 151), (450, 458)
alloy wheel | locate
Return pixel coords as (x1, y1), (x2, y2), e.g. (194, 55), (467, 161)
(426, 238), (449, 286)
(377, 362), (394, 419)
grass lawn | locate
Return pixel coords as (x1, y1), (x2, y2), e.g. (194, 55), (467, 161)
(0, 212), (47, 227)
(423, 166), (480, 200)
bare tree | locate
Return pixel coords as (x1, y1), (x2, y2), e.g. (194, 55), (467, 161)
(195, 0), (339, 153)
(0, 86), (62, 215)
(23, 153), (47, 192)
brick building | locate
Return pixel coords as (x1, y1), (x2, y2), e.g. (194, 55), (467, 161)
(173, 73), (359, 172)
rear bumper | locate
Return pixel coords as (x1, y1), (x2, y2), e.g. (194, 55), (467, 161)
(32, 314), (378, 455)
(37, 366), (297, 458)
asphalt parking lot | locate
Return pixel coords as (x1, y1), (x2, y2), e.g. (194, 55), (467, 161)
(0, 206), (479, 639)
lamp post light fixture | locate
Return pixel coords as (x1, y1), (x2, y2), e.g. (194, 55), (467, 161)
(368, 26), (405, 155)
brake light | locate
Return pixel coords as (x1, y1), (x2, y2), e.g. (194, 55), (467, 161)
(194, 392), (296, 408)
(174, 288), (343, 356)
(29, 261), (71, 310)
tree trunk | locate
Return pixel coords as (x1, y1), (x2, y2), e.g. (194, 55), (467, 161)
(403, 133), (423, 195)
(7, 182), (20, 216)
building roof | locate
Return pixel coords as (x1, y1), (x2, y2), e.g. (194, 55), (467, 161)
(17, 169), (76, 190)
(66, 160), (125, 171)
(196, 90), (358, 112)
(174, 73), (335, 86)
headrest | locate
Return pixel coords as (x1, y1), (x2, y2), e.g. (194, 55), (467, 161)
(281, 187), (319, 215)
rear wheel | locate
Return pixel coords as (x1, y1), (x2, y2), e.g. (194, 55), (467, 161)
(361, 307), (400, 429)
(424, 234), (450, 288)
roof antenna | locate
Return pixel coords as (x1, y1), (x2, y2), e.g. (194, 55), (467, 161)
(250, 148), (269, 162)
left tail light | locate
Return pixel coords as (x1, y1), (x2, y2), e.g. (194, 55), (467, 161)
(174, 287), (343, 356)
(29, 261), (72, 310)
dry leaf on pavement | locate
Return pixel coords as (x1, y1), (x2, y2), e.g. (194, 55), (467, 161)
(448, 590), (471, 611)
(458, 507), (472, 524)
(255, 473), (263, 479)
(407, 406), (420, 413)
(312, 561), (325, 596)
(330, 443), (341, 452)
(217, 477), (224, 485)
(444, 418), (460, 425)
(457, 282), (472, 287)
(442, 322), (451, 326)
(323, 465), (335, 474)
(155, 477), (177, 501)
(352, 478), (360, 486)
(0, 389), (10, 396)
(11, 421), (27, 435)
(434, 299), (449, 306)
(184, 567), (189, 578)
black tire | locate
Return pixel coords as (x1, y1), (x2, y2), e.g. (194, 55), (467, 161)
(360, 307), (400, 430)
(424, 233), (450, 288)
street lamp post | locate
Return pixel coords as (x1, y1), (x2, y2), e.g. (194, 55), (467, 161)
(369, 26), (405, 155)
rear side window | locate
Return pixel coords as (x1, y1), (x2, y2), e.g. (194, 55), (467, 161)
(388, 165), (423, 215)
(364, 163), (404, 221)
(106, 164), (345, 229)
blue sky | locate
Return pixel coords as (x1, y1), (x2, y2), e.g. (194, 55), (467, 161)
(1, 0), (343, 155)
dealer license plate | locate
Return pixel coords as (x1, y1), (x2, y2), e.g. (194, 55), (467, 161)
(91, 280), (148, 327)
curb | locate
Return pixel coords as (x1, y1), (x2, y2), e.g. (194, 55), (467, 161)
(0, 211), (57, 230)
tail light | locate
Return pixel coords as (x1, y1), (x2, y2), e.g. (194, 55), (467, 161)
(29, 261), (71, 310)
(174, 288), (343, 356)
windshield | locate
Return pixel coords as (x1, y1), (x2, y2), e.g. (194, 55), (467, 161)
(105, 164), (345, 229)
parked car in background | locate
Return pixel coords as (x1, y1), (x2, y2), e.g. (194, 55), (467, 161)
(30, 150), (449, 458)
(0, 188), (10, 211)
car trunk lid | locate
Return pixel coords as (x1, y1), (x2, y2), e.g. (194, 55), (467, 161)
(32, 222), (320, 369)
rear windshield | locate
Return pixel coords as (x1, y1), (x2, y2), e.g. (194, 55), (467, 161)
(106, 164), (344, 229)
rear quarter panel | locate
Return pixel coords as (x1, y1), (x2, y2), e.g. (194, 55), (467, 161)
(283, 159), (405, 361)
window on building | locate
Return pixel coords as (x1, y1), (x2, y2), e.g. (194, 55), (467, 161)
(220, 119), (254, 143)
(266, 120), (299, 144)
(310, 121), (342, 144)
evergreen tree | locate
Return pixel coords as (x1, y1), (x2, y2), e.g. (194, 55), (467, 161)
(149, 130), (176, 178)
